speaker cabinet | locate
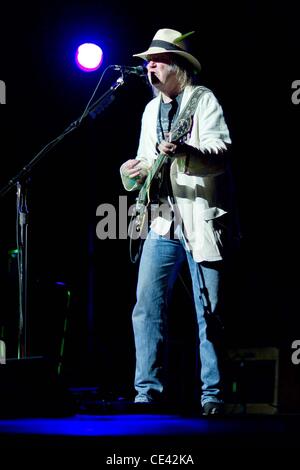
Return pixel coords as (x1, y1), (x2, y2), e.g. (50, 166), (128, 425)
(223, 347), (279, 414)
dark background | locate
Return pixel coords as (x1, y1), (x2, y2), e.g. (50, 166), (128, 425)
(0, 1), (299, 403)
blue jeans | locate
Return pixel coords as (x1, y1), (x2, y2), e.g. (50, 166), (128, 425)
(132, 230), (224, 406)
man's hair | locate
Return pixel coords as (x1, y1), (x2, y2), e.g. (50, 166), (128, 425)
(170, 55), (199, 90)
(151, 54), (199, 96)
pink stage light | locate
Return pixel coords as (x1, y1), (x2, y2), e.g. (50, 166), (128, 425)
(75, 43), (103, 72)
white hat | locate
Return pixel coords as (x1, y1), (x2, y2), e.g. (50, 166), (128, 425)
(133, 28), (201, 72)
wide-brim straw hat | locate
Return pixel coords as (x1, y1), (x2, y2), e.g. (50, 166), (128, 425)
(133, 28), (201, 72)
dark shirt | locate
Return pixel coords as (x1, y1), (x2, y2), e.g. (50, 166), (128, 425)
(156, 92), (183, 200)
(157, 92), (183, 143)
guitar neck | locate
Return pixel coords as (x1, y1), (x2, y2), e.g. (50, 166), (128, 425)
(137, 117), (192, 205)
(138, 153), (168, 203)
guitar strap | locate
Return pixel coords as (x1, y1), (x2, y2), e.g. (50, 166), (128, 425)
(156, 85), (208, 144)
(169, 85), (208, 135)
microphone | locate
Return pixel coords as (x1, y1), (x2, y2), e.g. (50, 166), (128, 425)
(112, 65), (148, 77)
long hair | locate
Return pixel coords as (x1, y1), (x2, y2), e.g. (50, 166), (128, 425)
(150, 54), (200, 96)
(170, 55), (199, 89)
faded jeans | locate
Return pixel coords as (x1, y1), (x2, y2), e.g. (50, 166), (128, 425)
(132, 230), (224, 406)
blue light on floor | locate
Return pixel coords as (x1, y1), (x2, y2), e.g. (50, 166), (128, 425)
(0, 414), (227, 437)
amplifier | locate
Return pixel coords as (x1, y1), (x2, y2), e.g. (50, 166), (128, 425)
(223, 347), (279, 414)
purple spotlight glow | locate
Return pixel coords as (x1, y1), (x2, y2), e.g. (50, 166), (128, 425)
(75, 43), (103, 72)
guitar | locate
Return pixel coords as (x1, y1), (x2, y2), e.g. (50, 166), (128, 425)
(129, 116), (192, 238)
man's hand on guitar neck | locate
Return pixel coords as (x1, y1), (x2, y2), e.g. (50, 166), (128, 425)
(120, 159), (148, 185)
(157, 139), (186, 158)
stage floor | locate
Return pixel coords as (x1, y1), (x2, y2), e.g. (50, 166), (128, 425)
(0, 411), (300, 452)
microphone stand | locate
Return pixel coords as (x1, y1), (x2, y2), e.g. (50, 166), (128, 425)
(16, 181), (29, 358)
(0, 73), (126, 359)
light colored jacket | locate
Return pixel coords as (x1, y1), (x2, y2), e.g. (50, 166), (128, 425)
(121, 85), (232, 262)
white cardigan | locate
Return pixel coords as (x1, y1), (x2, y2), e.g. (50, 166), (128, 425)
(121, 85), (232, 262)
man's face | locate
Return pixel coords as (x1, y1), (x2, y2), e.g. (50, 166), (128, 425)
(146, 53), (176, 89)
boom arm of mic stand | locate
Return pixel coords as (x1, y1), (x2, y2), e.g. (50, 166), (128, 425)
(87, 76), (125, 119)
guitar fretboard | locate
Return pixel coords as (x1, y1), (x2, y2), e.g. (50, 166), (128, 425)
(137, 153), (168, 205)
